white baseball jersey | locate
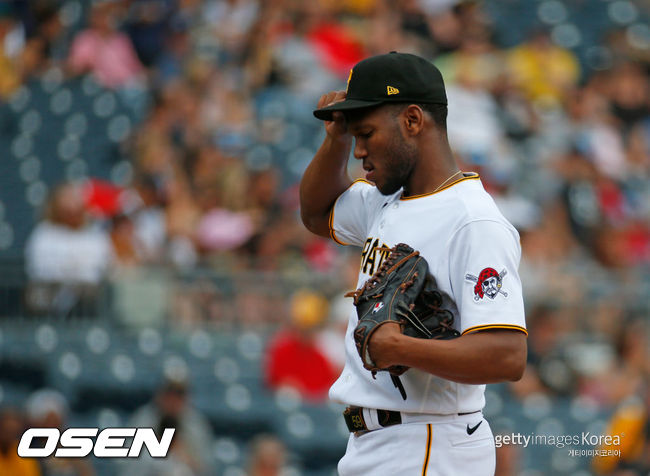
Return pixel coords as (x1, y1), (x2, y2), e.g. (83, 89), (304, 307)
(328, 172), (526, 414)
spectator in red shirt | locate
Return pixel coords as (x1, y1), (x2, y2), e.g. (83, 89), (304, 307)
(265, 290), (339, 401)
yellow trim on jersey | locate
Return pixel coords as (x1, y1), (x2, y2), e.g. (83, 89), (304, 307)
(422, 424), (432, 476)
(400, 172), (480, 201)
(351, 178), (373, 186)
(462, 324), (528, 336)
(328, 205), (348, 246)
(327, 179), (373, 246)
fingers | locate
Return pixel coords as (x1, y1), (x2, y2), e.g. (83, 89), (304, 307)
(331, 90), (346, 105)
(317, 90), (346, 109)
(317, 90), (349, 136)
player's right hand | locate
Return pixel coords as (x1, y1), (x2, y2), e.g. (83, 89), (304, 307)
(317, 90), (348, 139)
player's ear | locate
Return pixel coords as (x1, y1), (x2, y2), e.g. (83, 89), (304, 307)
(403, 105), (424, 136)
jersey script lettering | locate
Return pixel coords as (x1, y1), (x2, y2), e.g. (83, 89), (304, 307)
(360, 238), (390, 275)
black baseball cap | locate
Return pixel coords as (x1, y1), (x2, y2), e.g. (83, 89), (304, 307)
(313, 52), (447, 121)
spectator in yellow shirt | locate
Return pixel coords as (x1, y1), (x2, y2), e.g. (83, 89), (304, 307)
(0, 407), (42, 476)
(507, 29), (580, 108)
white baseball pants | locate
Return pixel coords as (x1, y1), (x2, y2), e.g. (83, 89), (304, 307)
(337, 412), (495, 476)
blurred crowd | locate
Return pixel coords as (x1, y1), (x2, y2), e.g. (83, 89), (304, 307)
(1, 0), (647, 277)
(0, 380), (295, 476)
(1, 0), (649, 474)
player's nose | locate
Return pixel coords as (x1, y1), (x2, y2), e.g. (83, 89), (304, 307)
(353, 141), (367, 159)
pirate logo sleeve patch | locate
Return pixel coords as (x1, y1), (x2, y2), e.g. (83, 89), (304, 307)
(465, 267), (508, 301)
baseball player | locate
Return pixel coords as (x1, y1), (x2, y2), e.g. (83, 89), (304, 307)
(299, 52), (527, 475)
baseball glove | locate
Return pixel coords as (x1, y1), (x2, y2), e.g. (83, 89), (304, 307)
(346, 243), (460, 378)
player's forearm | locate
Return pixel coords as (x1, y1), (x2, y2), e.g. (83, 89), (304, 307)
(386, 330), (527, 384)
(299, 134), (353, 236)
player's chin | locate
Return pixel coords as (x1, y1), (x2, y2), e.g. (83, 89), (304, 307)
(376, 179), (402, 196)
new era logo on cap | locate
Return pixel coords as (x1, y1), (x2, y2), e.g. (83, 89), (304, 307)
(314, 52), (447, 121)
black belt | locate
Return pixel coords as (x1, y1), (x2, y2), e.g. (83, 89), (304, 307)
(343, 406), (480, 433)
